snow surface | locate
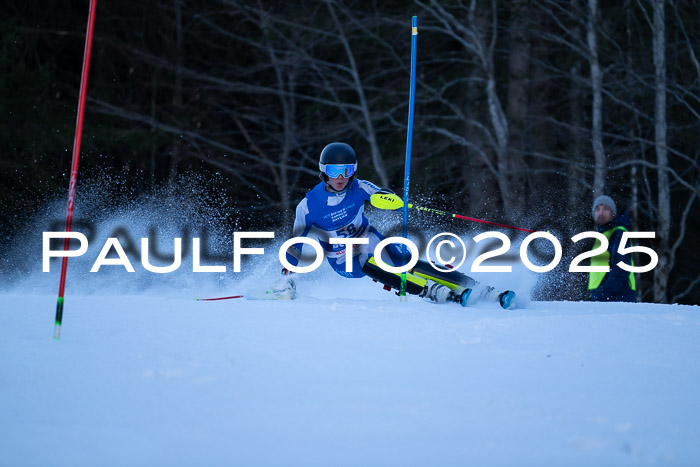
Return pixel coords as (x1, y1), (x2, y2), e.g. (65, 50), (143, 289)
(2, 272), (700, 466)
(2, 187), (699, 465)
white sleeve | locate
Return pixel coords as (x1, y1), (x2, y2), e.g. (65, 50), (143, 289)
(358, 179), (382, 197)
(285, 198), (312, 268)
(292, 198), (311, 238)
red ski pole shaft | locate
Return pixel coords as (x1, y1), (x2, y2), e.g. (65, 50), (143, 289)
(409, 204), (536, 233)
(451, 214), (536, 233)
(196, 295), (244, 302)
(54, 0), (98, 340)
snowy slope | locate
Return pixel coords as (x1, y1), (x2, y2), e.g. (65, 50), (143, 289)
(2, 190), (698, 466)
(2, 275), (699, 466)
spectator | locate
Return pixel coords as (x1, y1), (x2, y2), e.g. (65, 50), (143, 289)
(588, 195), (637, 302)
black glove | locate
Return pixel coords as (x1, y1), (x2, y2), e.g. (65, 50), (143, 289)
(281, 267), (291, 276)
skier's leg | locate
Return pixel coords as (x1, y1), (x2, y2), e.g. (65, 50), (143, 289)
(328, 253), (367, 278)
(361, 257), (472, 306)
(363, 228), (462, 287)
(363, 226), (408, 267)
(360, 256), (426, 294)
(411, 259), (478, 290)
(409, 255), (515, 309)
(410, 257), (516, 309)
(361, 228), (472, 305)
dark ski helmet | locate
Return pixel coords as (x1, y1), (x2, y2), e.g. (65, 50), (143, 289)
(319, 142), (358, 180)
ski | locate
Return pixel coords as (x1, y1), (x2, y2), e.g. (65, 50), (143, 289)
(195, 291), (295, 301)
(247, 288), (296, 301)
(196, 279), (296, 302)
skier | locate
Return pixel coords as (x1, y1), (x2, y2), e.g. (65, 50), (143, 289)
(272, 142), (515, 309)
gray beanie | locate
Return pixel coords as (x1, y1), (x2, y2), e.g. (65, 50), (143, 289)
(592, 195), (616, 218)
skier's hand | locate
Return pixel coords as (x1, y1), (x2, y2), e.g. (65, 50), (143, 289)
(281, 267), (291, 276)
(370, 191), (404, 210)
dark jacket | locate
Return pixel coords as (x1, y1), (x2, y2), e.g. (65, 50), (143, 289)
(590, 210), (637, 302)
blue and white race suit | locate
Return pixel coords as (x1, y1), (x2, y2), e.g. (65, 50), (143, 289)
(285, 179), (403, 278)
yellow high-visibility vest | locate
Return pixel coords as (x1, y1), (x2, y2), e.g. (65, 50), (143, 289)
(588, 226), (636, 290)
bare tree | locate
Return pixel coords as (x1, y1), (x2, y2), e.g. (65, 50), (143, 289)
(651, 0), (671, 302)
(416, 0), (524, 220)
(587, 0), (606, 195)
(325, 0), (389, 187)
(504, 0), (531, 217)
(567, 0), (589, 226)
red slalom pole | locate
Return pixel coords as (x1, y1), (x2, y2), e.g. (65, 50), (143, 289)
(54, 0), (98, 340)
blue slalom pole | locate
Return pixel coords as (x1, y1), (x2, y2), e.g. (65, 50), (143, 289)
(400, 16), (418, 301)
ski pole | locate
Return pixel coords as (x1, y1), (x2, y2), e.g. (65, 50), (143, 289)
(400, 16), (418, 301)
(370, 193), (536, 233)
(54, 0), (98, 340)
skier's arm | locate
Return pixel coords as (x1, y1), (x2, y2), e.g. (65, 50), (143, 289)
(358, 179), (396, 199)
(285, 198), (312, 269)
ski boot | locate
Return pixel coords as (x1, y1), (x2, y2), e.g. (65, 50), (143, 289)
(498, 290), (516, 310)
(479, 286), (516, 310)
(420, 280), (472, 307)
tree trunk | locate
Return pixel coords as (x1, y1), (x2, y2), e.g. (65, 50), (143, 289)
(587, 0), (606, 196)
(466, 69), (498, 218)
(327, 1), (388, 187)
(481, 6), (513, 220)
(631, 165), (641, 301)
(567, 0), (588, 231)
(168, 0), (185, 185)
(652, 0), (671, 303)
(259, 7), (293, 228)
(279, 65), (295, 228)
(567, 60), (587, 231)
(504, 0), (530, 221)
(488, 76), (513, 217)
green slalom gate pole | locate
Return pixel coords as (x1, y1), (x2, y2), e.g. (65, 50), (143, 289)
(400, 16), (418, 301)
(54, 0), (98, 340)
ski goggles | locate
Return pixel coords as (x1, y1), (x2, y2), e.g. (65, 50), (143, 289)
(324, 164), (356, 179)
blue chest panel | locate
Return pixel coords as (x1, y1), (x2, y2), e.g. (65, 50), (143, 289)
(305, 180), (369, 236)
